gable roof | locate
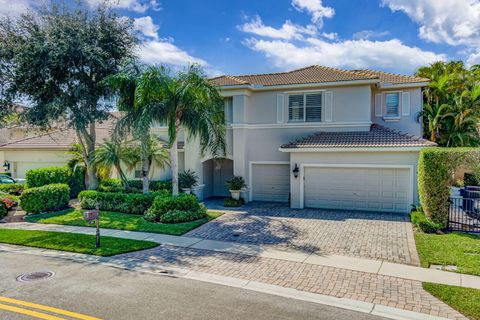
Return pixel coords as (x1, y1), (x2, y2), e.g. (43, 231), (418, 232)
(211, 65), (428, 88)
(280, 124), (436, 150)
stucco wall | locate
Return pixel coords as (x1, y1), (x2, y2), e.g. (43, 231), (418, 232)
(1, 150), (71, 178)
(372, 87), (423, 136)
(288, 151), (420, 209)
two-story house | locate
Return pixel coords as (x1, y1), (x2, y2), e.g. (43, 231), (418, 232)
(173, 65), (435, 213)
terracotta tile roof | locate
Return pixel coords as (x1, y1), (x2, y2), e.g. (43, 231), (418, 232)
(280, 124), (436, 149)
(351, 69), (429, 84)
(211, 65), (428, 87)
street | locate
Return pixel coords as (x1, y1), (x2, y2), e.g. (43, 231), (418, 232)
(0, 250), (387, 320)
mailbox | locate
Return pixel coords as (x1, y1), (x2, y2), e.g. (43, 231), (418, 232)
(83, 210), (99, 221)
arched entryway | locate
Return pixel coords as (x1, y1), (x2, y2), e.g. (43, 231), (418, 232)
(202, 158), (233, 198)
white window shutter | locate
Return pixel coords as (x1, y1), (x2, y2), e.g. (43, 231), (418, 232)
(324, 91), (333, 122)
(401, 92), (410, 116)
(375, 93), (382, 117)
(277, 94), (285, 123)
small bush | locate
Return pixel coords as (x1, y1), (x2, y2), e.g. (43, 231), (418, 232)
(0, 183), (24, 195)
(224, 198), (244, 207)
(78, 190), (169, 215)
(0, 202), (7, 218)
(179, 170), (198, 189)
(20, 184), (70, 214)
(145, 194), (206, 223)
(226, 176), (246, 190)
(160, 209), (206, 223)
(411, 210), (443, 233)
(98, 179), (172, 193)
(25, 166), (85, 198)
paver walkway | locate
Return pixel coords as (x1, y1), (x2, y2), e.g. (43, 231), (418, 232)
(189, 201), (420, 265)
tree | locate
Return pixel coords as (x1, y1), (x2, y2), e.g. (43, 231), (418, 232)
(0, 1), (137, 189)
(93, 138), (134, 186)
(106, 64), (226, 195)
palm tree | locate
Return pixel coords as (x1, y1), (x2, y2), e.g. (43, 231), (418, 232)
(416, 102), (452, 142)
(105, 64), (226, 195)
(93, 138), (133, 186)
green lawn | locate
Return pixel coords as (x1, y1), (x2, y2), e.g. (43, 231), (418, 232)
(0, 229), (158, 256)
(25, 208), (224, 236)
(414, 232), (480, 276)
(423, 283), (480, 320)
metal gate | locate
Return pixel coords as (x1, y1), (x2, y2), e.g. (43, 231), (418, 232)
(448, 196), (480, 233)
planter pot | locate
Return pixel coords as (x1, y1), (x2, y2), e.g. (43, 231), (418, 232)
(191, 184), (205, 201)
(229, 190), (241, 201)
(182, 188), (191, 194)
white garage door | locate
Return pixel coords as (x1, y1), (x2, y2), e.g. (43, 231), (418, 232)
(16, 162), (67, 179)
(251, 163), (290, 202)
(304, 166), (411, 213)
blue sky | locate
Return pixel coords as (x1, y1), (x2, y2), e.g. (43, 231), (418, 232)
(3, 0), (480, 76)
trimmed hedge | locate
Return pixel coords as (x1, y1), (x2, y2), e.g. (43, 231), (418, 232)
(464, 172), (480, 186)
(98, 178), (172, 193)
(25, 166), (85, 198)
(78, 190), (169, 215)
(223, 198), (244, 207)
(418, 148), (480, 227)
(0, 183), (24, 195)
(145, 194), (207, 223)
(410, 210), (443, 233)
(20, 184), (70, 214)
(0, 202), (7, 218)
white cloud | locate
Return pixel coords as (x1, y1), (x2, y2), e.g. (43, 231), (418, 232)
(467, 50), (480, 66)
(239, 15), (317, 40)
(245, 37), (445, 74)
(134, 16), (159, 40)
(382, 0), (480, 46)
(291, 0), (334, 27)
(321, 32), (338, 40)
(0, 0), (32, 17)
(86, 0), (160, 13)
(352, 30), (390, 40)
(138, 40), (207, 67)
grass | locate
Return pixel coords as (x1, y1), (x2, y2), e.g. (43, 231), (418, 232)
(423, 283), (480, 320)
(0, 229), (158, 256)
(414, 232), (480, 276)
(25, 208), (224, 236)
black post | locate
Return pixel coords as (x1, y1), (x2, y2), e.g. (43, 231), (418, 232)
(95, 217), (100, 248)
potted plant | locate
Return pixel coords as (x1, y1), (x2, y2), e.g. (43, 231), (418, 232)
(226, 176), (246, 200)
(179, 170), (198, 194)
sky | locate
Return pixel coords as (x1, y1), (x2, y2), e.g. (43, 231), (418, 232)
(2, 0), (480, 77)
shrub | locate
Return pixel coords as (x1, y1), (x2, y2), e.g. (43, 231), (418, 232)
(98, 179), (172, 193)
(410, 210), (443, 233)
(145, 194), (206, 223)
(0, 183), (24, 195)
(464, 172), (480, 186)
(0, 202), (7, 218)
(160, 209), (206, 224)
(224, 198), (244, 207)
(418, 148), (480, 227)
(25, 166), (85, 198)
(78, 190), (169, 215)
(226, 176), (246, 190)
(20, 184), (70, 214)
(179, 170), (198, 189)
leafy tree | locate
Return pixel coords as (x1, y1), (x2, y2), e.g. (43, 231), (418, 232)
(106, 64), (226, 195)
(0, 1), (137, 189)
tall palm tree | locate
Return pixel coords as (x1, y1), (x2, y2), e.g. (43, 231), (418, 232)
(122, 137), (170, 181)
(105, 64), (226, 195)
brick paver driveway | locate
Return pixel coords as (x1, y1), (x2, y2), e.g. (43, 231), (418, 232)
(189, 201), (419, 265)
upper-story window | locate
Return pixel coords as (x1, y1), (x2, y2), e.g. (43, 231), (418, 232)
(385, 93), (400, 118)
(288, 92), (322, 122)
(224, 98), (233, 124)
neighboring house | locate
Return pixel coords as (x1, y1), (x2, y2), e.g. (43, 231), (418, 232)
(180, 65), (434, 213)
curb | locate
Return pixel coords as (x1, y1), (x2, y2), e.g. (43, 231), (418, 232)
(0, 244), (453, 320)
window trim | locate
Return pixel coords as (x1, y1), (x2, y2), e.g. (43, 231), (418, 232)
(287, 91), (323, 123)
(383, 91), (401, 121)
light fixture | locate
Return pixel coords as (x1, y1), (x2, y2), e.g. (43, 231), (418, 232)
(3, 161), (10, 172)
(292, 163), (299, 178)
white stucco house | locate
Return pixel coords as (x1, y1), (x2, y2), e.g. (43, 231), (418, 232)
(1, 65), (435, 213)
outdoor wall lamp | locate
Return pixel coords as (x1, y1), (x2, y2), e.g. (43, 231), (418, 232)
(3, 161), (10, 172)
(292, 163), (299, 178)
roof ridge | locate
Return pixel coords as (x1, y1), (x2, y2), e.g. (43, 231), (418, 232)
(352, 69), (428, 81)
(309, 65), (378, 79)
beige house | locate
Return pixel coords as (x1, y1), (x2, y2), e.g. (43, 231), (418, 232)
(1, 65), (435, 213)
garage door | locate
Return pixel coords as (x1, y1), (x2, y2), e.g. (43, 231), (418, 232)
(251, 163), (290, 202)
(16, 162), (67, 179)
(304, 166), (411, 213)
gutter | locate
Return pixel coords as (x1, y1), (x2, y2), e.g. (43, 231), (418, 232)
(278, 146), (436, 153)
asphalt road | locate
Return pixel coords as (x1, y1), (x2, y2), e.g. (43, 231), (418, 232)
(0, 251), (387, 320)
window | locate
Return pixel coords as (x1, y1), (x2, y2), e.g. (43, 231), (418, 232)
(385, 93), (400, 118)
(224, 98), (233, 124)
(288, 92), (322, 122)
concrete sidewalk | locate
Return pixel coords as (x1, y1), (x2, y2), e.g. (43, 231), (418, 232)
(1, 222), (479, 290)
